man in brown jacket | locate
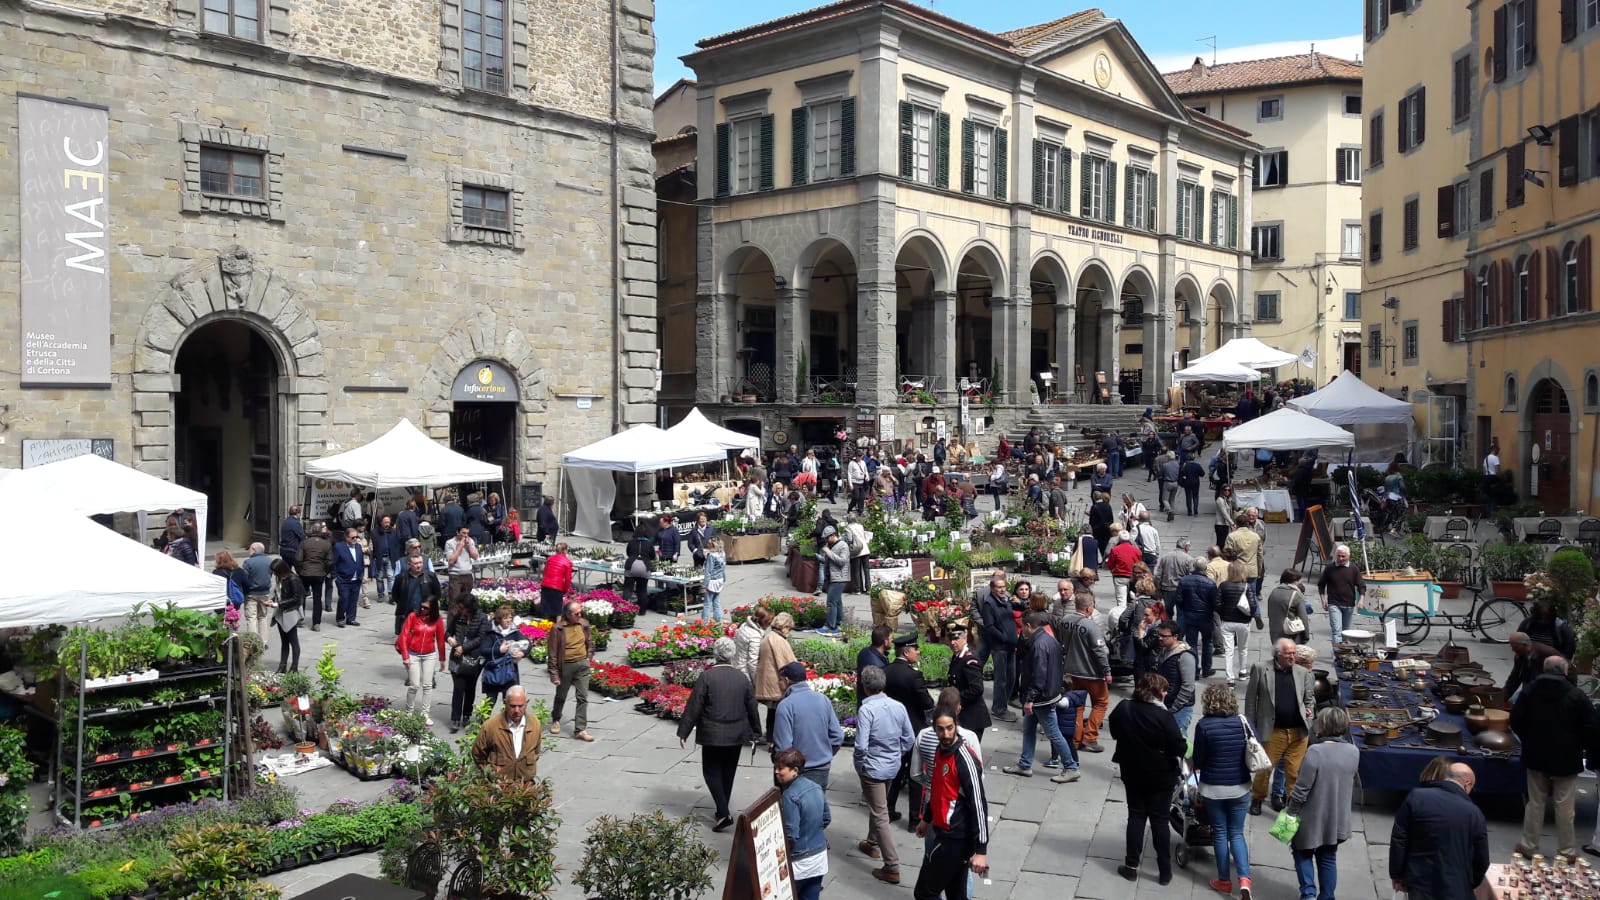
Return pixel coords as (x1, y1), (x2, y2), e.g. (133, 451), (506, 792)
(546, 600), (594, 742)
(472, 685), (542, 780)
(296, 523), (334, 630)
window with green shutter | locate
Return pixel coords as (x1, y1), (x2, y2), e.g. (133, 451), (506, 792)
(1104, 160), (1117, 223)
(791, 107), (809, 187)
(1032, 140), (1047, 207)
(1145, 171), (1158, 233)
(899, 101), (914, 179)
(758, 114), (775, 191)
(1123, 166), (1137, 228)
(1079, 153), (1094, 217)
(715, 122), (731, 197)
(935, 112), (950, 188)
(993, 127), (1008, 200)
(960, 119), (976, 194)
(1193, 185), (1205, 243)
(1226, 195), (1238, 248)
(1058, 148), (1072, 213)
(839, 97), (856, 177)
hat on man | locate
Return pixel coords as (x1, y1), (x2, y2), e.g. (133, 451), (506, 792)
(892, 630), (919, 648)
(778, 662), (809, 683)
(945, 623), (967, 637)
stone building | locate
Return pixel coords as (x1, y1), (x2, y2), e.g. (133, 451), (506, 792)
(1167, 52), (1367, 385)
(1, 0), (658, 547)
(665, 2), (1256, 448)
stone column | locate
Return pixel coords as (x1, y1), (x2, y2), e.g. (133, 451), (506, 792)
(1100, 305), (1121, 404)
(931, 290), (956, 398)
(857, 278), (897, 407)
(1144, 307), (1171, 406)
(1053, 299), (1074, 402)
(694, 291), (730, 404)
(988, 294), (1010, 396)
(775, 286), (811, 403)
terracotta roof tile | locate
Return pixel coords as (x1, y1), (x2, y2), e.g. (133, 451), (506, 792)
(996, 9), (1104, 54)
(694, 0), (1006, 52)
(1163, 52), (1363, 96)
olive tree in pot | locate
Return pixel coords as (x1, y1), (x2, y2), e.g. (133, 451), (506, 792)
(575, 811), (717, 900)
(1480, 542), (1546, 601)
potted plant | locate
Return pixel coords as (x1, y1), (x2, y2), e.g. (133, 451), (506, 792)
(1481, 542), (1545, 600)
(574, 811), (717, 900)
(1434, 544), (1470, 599)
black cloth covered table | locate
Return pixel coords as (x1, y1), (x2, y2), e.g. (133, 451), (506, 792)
(1336, 660), (1523, 795)
(290, 874), (426, 900)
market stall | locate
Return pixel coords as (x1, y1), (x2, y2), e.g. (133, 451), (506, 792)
(1187, 336), (1300, 371)
(664, 408), (760, 452)
(1287, 369), (1414, 463)
(559, 424), (728, 542)
(304, 418), (502, 488)
(1221, 407), (1355, 453)
(1172, 358), (1263, 383)
(3, 453), (210, 561)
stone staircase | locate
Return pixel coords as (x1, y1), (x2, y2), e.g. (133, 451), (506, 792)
(1005, 403), (1152, 442)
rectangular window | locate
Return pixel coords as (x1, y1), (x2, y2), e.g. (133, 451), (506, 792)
(1507, 140), (1527, 208)
(1259, 97), (1283, 121)
(1344, 291), (1362, 320)
(1479, 169), (1495, 222)
(1403, 197), (1419, 250)
(1581, 109), (1600, 181)
(1084, 154), (1106, 220)
(911, 105), (935, 185)
(1369, 327), (1383, 366)
(732, 117), (761, 194)
(1255, 292), (1281, 322)
(1588, 0), (1600, 29)
(1126, 167), (1148, 230)
(1452, 55), (1472, 123)
(1343, 94), (1362, 117)
(1453, 178), (1471, 236)
(1342, 222), (1363, 259)
(1369, 211), (1384, 262)
(1208, 191), (1230, 247)
(462, 185), (511, 231)
(1403, 321), (1419, 364)
(809, 100), (842, 182)
(1371, 113), (1385, 167)
(1250, 224), (1283, 261)
(1040, 144), (1062, 209)
(972, 124), (994, 197)
(1399, 88), (1425, 152)
(460, 0), (507, 93)
(1509, 0), (1532, 72)
(203, 0), (260, 40)
(1336, 147), (1362, 184)
(199, 146), (264, 198)
(1254, 150), (1287, 188)
(1176, 181), (1196, 239)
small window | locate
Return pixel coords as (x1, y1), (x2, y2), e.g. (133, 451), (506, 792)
(972, 123), (995, 198)
(1508, 0), (1533, 73)
(1341, 223), (1363, 260)
(1251, 224), (1283, 261)
(1453, 179), (1471, 238)
(1580, 109), (1600, 181)
(1564, 242), (1581, 314)
(1336, 147), (1362, 185)
(1343, 94), (1362, 117)
(1189, 103), (1209, 116)
(1399, 88), (1425, 152)
(1477, 267), (1492, 327)
(1585, 371), (1600, 411)
(1258, 97), (1283, 121)
(1082, 153), (1107, 220)
(1125, 166), (1150, 230)
(1344, 290), (1361, 320)
(1255, 292), (1281, 322)
(1402, 321), (1419, 364)
(1369, 211), (1384, 262)
(1370, 113), (1385, 167)
(1255, 150), (1288, 188)
(1505, 374), (1519, 410)
(1369, 327), (1383, 366)
(732, 117), (761, 194)
(1040, 143), (1063, 209)
(1403, 198), (1419, 251)
(1452, 55), (1472, 123)
(462, 186), (511, 231)
(809, 100), (843, 182)
(203, 0), (260, 40)
(1122, 297), (1145, 326)
(1478, 169), (1495, 222)
(1587, 0), (1600, 30)
(910, 105), (936, 185)
(199, 146), (264, 198)
(1515, 254), (1532, 322)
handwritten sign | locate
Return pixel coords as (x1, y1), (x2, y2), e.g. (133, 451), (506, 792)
(21, 437), (113, 468)
(722, 788), (795, 900)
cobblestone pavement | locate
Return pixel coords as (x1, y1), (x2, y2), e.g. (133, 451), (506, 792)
(30, 466), (1588, 899)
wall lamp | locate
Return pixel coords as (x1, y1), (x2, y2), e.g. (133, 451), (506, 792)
(1523, 169), (1549, 188)
(1527, 124), (1554, 146)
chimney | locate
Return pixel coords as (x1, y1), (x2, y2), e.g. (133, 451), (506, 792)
(1190, 56), (1204, 77)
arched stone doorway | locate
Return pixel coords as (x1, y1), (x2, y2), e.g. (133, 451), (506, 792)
(1075, 263), (1116, 402)
(795, 240), (858, 402)
(723, 247), (778, 401)
(1526, 378), (1572, 511)
(1119, 268), (1156, 404)
(1174, 276), (1204, 367)
(955, 244), (1007, 396)
(135, 248), (328, 550)
(895, 232), (950, 395)
(1205, 281), (1237, 353)
(1028, 255), (1070, 402)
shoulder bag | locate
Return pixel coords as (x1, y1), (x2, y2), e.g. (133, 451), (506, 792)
(1281, 589), (1307, 635)
(1240, 715), (1273, 773)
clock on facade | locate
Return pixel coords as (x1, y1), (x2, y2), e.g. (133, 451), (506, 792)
(1093, 53), (1112, 88)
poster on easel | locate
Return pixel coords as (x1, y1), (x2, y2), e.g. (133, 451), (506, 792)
(721, 788), (795, 900)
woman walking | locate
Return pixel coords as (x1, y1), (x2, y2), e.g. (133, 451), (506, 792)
(1267, 569), (1312, 645)
(775, 747), (831, 900)
(539, 542), (573, 621)
(1217, 561), (1255, 688)
(1108, 673), (1186, 884)
(481, 604), (528, 713)
(1214, 485), (1236, 550)
(754, 612), (798, 743)
(266, 558), (305, 673)
(445, 594), (490, 732)
(1286, 708), (1359, 900)
(735, 605), (770, 685)
(396, 595), (448, 726)
(702, 537), (727, 623)
(677, 637), (762, 832)
(1192, 683), (1256, 899)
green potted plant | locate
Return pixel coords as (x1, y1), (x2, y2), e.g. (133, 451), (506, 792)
(1480, 541), (1545, 599)
(1434, 544), (1470, 599)
(574, 811), (716, 900)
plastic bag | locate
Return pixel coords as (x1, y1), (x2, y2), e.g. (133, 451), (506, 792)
(1269, 810), (1299, 844)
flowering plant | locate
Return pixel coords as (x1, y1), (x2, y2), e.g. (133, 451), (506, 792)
(809, 673), (858, 722)
(578, 589), (638, 627)
(624, 620), (731, 665)
(518, 620), (557, 643)
(661, 658), (712, 687)
(729, 595), (827, 629)
(590, 662), (659, 698)
(581, 597), (615, 625)
(639, 683), (692, 719)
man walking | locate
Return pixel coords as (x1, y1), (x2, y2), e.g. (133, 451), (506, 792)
(1244, 638), (1315, 815)
(547, 600), (596, 743)
(296, 523), (333, 626)
(1390, 763), (1489, 900)
(1002, 612), (1081, 783)
(1511, 656), (1596, 860)
(885, 633), (935, 824)
(240, 542), (274, 644)
(847, 453), (869, 514)
(332, 528), (365, 627)
(1155, 538), (1192, 613)
(1316, 544), (1365, 641)
(278, 505), (305, 568)
(1154, 623), (1198, 732)
(975, 573), (1019, 722)
(1226, 508), (1267, 604)
(1178, 453), (1206, 517)
(1158, 453), (1180, 521)
(854, 665), (916, 885)
(369, 515), (400, 603)
(914, 709), (990, 900)
(1177, 557), (1220, 676)
(471, 684), (541, 780)
(444, 525), (479, 603)
(391, 553), (442, 636)
(1058, 594), (1111, 753)
(773, 661), (844, 789)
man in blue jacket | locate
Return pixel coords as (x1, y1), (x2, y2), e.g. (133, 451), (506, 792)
(854, 665), (915, 885)
(278, 506), (305, 566)
(772, 662), (843, 790)
(975, 573), (1019, 722)
(1177, 557), (1220, 678)
(331, 528), (365, 628)
(1390, 763), (1489, 900)
(1002, 612), (1080, 783)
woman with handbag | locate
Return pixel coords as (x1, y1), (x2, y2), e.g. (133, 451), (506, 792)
(396, 595), (448, 726)
(1108, 673), (1186, 885)
(1267, 569), (1312, 645)
(1284, 707), (1359, 900)
(446, 594), (490, 732)
(1216, 561), (1255, 688)
(266, 558), (305, 674)
(1192, 683), (1258, 899)
(481, 604), (528, 713)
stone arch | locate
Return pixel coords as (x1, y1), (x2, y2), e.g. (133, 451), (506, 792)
(896, 229), (952, 294)
(1028, 250), (1073, 304)
(1520, 358), (1576, 410)
(953, 238), (1009, 298)
(422, 307), (551, 483)
(716, 243), (780, 297)
(132, 246), (328, 532)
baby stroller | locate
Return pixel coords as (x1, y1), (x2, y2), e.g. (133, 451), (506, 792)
(1169, 758), (1214, 869)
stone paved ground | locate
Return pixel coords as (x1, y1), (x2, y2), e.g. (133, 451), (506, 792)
(26, 466), (1593, 898)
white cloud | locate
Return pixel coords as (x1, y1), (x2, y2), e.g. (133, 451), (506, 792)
(1150, 34), (1364, 74)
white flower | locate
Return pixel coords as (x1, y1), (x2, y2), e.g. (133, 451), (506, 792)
(582, 598), (615, 617)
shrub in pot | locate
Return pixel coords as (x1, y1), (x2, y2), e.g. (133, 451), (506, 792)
(1481, 542), (1545, 598)
(574, 811), (716, 900)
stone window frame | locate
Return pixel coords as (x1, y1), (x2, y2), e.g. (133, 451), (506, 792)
(1583, 368), (1600, 413)
(179, 123), (284, 222)
(447, 166), (525, 249)
(439, 0), (532, 96)
(1503, 372), (1519, 412)
(172, 0), (290, 45)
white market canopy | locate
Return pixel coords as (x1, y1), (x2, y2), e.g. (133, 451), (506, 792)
(304, 418), (501, 487)
(0, 513), (228, 628)
(1222, 407), (1356, 452)
(1173, 358), (1263, 383)
(665, 408), (760, 452)
(561, 424), (729, 473)
(1288, 370), (1414, 425)
(3, 453), (210, 561)
(1190, 337), (1300, 371)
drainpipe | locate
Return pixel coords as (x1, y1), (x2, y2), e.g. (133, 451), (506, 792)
(610, 0), (622, 436)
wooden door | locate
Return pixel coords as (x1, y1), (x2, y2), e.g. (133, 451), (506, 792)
(1528, 379), (1572, 512)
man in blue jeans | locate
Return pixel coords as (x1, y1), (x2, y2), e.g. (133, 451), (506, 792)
(975, 573), (1019, 722)
(1001, 612), (1081, 783)
(1316, 544), (1364, 642)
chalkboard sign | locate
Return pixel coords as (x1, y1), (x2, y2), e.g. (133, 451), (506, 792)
(721, 788), (794, 900)
(1294, 504), (1334, 569)
(518, 481), (543, 510)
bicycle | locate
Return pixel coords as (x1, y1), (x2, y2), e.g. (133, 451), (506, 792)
(1376, 583), (1526, 646)
(1361, 487), (1417, 537)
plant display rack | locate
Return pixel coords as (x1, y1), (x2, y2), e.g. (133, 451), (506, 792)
(55, 637), (236, 830)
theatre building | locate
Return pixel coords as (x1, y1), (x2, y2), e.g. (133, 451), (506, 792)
(1, 0), (659, 546)
(660, 2), (1256, 445)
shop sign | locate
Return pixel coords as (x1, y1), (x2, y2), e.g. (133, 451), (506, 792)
(305, 478), (415, 524)
(450, 360), (520, 402)
(21, 438), (113, 468)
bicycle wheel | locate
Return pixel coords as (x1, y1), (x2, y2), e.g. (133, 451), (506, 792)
(1380, 602), (1431, 645)
(1474, 597), (1526, 644)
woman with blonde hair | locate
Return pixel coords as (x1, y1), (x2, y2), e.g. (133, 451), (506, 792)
(735, 605), (771, 684)
(1217, 560), (1256, 687)
(754, 612), (797, 744)
(481, 603), (528, 713)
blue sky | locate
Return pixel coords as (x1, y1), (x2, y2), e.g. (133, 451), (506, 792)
(655, 0), (1364, 90)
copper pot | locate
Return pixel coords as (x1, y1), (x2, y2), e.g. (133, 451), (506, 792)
(1426, 720), (1464, 748)
(1442, 694), (1470, 714)
(1438, 632), (1471, 664)
(1464, 705), (1510, 734)
(1474, 730), (1515, 753)
(1362, 726), (1389, 746)
(1350, 684), (1371, 701)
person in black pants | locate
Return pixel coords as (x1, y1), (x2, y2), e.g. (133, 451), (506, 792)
(445, 594), (490, 733)
(268, 559), (305, 673)
(913, 709), (990, 900)
(624, 528), (656, 611)
(1108, 673), (1187, 884)
(676, 637), (762, 832)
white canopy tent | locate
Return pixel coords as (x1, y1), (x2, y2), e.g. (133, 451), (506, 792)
(3, 453), (210, 561)
(1190, 337), (1300, 371)
(665, 408), (760, 452)
(0, 512), (228, 628)
(1173, 358), (1263, 383)
(1288, 370), (1415, 463)
(1222, 407), (1356, 452)
(560, 424), (730, 541)
(304, 418), (502, 487)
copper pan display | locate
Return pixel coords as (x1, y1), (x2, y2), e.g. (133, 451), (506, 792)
(1426, 720), (1464, 748)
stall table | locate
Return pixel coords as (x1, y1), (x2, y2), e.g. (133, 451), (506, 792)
(722, 531), (781, 562)
(520, 552), (705, 614)
(1336, 660), (1522, 795)
(673, 480), (740, 508)
(1155, 415), (1235, 441)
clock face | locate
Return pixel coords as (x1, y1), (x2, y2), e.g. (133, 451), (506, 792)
(1094, 53), (1112, 88)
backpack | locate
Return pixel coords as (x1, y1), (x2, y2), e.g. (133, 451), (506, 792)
(225, 574), (246, 608)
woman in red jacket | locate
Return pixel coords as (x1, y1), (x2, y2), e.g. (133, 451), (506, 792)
(396, 597), (448, 726)
(540, 542), (574, 620)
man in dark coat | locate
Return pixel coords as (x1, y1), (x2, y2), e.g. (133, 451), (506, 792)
(975, 573), (1019, 722)
(884, 632), (933, 826)
(439, 494), (465, 538)
(1390, 763), (1489, 900)
(856, 625), (892, 701)
(330, 528), (366, 628)
(391, 553), (443, 636)
(1510, 656), (1597, 859)
(946, 625), (991, 740)
(1176, 557), (1220, 677)
(396, 501), (422, 546)
(278, 505), (305, 567)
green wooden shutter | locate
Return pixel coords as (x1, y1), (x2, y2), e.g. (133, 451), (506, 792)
(1123, 165), (1135, 227)
(898, 101), (914, 179)
(1079, 153), (1093, 216)
(715, 122), (731, 197)
(1227, 195), (1238, 248)
(840, 97), (856, 177)
(960, 119), (975, 194)
(758, 114), (775, 191)
(1058, 148), (1072, 213)
(1031, 140), (1046, 207)
(935, 112), (951, 188)
(791, 107), (809, 187)
(1145, 171), (1157, 233)
(993, 127), (1008, 200)
(1175, 185), (1187, 240)
(1104, 160), (1117, 224)
(1194, 185), (1206, 243)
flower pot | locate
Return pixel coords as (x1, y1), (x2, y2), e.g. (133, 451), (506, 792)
(295, 741), (317, 755)
(790, 558), (820, 593)
(1489, 580), (1527, 601)
(1438, 581), (1463, 600)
